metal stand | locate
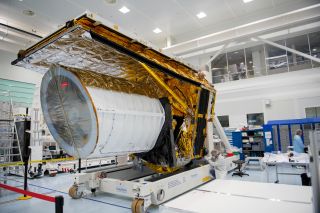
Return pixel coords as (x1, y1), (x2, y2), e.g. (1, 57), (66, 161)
(78, 158), (81, 173)
(69, 163), (212, 213)
(309, 130), (320, 213)
(55, 195), (64, 213)
(21, 108), (32, 199)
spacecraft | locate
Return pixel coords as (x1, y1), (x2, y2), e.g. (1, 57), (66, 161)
(12, 13), (216, 174)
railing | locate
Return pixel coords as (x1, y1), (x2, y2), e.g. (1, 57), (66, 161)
(211, 59), (317, 84)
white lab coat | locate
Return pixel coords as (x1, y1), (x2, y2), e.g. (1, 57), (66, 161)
(206, 155), (227, 179)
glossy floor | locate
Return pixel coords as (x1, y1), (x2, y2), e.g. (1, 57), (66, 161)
(0, 164), (306, 213)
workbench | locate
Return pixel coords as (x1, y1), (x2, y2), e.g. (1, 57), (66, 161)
(262, 153), (309, 183)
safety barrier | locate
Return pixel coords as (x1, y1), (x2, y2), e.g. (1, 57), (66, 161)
(0, 157), (75, 167)
(0, 183), (64, 213)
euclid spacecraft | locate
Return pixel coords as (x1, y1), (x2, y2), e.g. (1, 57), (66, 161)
(12, 13), (216, 174)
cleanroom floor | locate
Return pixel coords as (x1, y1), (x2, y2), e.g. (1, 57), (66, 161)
(0, 164), (305, 213)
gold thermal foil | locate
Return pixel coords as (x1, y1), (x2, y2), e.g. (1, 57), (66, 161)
(67, 67), (168, 99)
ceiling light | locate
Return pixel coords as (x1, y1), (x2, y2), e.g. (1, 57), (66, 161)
(197, 12), (207, 19)
(234, 51), (239, 54)
(312, 48), (317, 51)
(119, 6), (130, 14)
(243, 0), (254, 3)
(153, 28), (162, 34)
(104, 0), (116, 4)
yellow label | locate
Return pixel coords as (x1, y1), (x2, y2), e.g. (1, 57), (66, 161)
(202, 176), (212, 182)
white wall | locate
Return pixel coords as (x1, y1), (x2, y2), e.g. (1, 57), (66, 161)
(0, 49), (42, 85)
(214, 68), (320, 128)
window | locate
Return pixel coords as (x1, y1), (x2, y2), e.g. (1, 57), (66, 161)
(309, 31), (320, 68)
(217, 115), (229, 128)
(265, 40), (288, 75)
(247, 113), (264, 126)
(211, 53), (228, 84)
(305, 106), (320, 118)
(286, 35), (312, 71)
(227, 49), (246, 81)
(208, 30), (320, 84)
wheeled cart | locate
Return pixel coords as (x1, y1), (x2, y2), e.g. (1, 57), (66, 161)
(69, 163), (212, 213)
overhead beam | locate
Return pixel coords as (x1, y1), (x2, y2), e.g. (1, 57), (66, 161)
(0, 23), (42, 39)
(206, 43), (230, 66)
(163, 4), (320, 56)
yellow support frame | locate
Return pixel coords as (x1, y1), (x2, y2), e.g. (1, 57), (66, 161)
(139, 62), (189, 112)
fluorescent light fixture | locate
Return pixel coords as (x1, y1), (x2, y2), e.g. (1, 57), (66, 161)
(119, 6), (130, 14)
(243, 0), (254, 3)
(23, 9), (35, 16)
(153, 28), (162, 34)
(197, 12), (207, 19)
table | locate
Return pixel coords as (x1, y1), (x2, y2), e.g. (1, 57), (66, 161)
(262, 153), (309, 183)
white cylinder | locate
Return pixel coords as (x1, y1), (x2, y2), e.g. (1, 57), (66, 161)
(40, 65), (165, 159)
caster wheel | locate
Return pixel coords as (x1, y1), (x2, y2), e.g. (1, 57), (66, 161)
(91, 188), (96, 196)
(68, 184), (83, 199)
(131, 198), (145, 213)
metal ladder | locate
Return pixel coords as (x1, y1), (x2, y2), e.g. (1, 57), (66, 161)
(0, 92), (23, 175)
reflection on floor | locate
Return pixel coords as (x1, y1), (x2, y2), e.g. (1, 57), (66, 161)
(0, 163), (306, 213)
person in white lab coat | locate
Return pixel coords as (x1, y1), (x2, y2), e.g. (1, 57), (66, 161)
(206, 150), (227, 179)
(293, 129), (305, 153)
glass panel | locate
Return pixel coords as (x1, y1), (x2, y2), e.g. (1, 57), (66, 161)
(0, 78), (35, 107)
(217, 115), (229, 127)
(309, 31), (320, 68)
(247, 113), (264, 126)
(272, 126), (279, 151)
(302, 124), (312, 146)
(286, 35), (312, 71)
(265, 40), (288, 75)
(227, 49), (246, 81)
(211, 53), (228, 83)
(305, 107), (317, 118)
(280, 125), (290, 152)
(316, 107), (320, 117)
(245, 45), (266, 78)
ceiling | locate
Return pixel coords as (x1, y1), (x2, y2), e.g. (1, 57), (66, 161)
(0, 0), (319, 55)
